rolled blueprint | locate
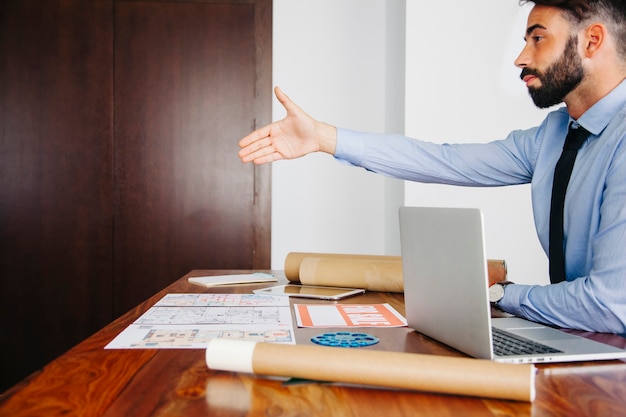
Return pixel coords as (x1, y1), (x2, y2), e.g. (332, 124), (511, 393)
(205, 339), (535, 402)
(285, 252), (507, 293)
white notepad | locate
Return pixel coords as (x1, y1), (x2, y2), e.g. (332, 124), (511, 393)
(188, 273), (276, 287)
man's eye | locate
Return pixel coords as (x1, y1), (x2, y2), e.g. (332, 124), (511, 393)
(532, 36), (543, 42)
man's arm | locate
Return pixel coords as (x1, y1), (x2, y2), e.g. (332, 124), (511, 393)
(499, 278), (626, 334)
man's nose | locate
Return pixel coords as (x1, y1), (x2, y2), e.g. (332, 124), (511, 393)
(514, 44), (531, 68)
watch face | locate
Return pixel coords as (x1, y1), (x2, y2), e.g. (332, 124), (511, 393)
(489, 284), (505, 303)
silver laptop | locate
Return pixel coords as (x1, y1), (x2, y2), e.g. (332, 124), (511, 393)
(399, 206), (626, 364)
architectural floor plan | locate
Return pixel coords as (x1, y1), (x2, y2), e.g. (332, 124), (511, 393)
(105, 293), (294, 349)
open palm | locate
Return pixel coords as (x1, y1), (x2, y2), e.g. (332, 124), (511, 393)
(238, 87), (323, 164)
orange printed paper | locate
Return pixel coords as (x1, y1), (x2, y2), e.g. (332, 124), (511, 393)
(295, 303), (407, 328)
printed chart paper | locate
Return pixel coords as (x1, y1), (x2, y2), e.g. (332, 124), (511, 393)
(294, 303), (407, 328)
(154, 293), (290, 307)
(106, 293), (294, 349)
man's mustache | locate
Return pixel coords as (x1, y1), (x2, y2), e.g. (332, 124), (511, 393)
(520, 67), (541, 80)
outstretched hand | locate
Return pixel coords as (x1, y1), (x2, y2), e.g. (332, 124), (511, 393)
(238, 87), (336, 164)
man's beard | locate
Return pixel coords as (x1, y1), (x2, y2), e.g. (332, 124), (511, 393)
(521, 36), (585, 108)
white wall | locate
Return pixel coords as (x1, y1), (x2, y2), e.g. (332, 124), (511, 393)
(404, 0), (550, 284)
(272, 0), (551, 285)
(271, 0), (404, 268)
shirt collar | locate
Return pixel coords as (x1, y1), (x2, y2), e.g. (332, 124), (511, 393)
(574, 78), (626, 136)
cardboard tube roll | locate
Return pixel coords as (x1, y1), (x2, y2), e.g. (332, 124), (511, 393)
(206, 339), (535, 402)
(487, 259), (508, 283)
(284, 252), (397, 281)
(285, 252), (507, 292)
(300, 256), (404, 292)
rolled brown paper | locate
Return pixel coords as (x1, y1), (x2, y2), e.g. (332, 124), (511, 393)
(284, 252), (398, 281)
(205, 339), (535, 402)
(285, 252), (507, 292)
(488, 258), (508, 283)
(300, 256), (404, 292)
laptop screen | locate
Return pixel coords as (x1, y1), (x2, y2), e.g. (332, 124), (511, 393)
(399, 206), (494, 359)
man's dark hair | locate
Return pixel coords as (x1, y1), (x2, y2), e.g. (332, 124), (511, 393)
(521, 0), (626, 60)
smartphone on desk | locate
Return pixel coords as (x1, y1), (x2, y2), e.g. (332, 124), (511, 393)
(253, 284), (365, 300)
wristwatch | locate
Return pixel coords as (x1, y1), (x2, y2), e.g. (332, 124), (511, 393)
(489, 281), (513, 304)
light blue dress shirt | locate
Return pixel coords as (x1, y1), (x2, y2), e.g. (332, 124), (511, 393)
(334, 79), (626, 333)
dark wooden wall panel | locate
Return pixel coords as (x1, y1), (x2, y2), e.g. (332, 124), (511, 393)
(0, 0), (114, 391)
(0, 0), (271, 392)
(113, 1), (270, 315)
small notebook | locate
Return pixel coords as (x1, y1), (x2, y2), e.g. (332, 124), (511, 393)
(188, 273), (276, 288)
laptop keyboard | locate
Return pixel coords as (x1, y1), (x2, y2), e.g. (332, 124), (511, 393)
(492, 327), (563, 356)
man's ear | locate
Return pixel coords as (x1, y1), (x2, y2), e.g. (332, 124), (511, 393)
(583, 23), (605, 57)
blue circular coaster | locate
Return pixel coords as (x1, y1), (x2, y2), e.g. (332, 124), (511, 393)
(311, 332), (380, 348)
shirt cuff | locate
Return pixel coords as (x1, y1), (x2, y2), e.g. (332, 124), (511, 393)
(497, 283), (532, 316)
(334, 128), (365, 166)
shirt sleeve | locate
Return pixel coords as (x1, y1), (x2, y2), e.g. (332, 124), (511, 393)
(499, 277), (626, 334)
(334, 127), (536, 186)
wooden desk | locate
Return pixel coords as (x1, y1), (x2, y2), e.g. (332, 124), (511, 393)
(2, 270), (626, 416)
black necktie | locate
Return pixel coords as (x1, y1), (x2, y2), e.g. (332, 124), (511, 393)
(549, 123), (590, 284)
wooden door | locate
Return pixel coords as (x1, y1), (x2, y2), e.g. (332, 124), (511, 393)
(113, 0), (271, 315)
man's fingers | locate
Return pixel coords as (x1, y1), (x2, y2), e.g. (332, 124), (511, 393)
(251, 151), (282, 165)
(238, 124), (271, 148)
(238, 138), (266, 161)
(239, 136), (283, 164)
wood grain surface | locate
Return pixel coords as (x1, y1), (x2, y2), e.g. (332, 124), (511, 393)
(1, 270), (625, 417)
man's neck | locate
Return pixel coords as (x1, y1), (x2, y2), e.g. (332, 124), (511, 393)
(565, 73), (626, 119)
